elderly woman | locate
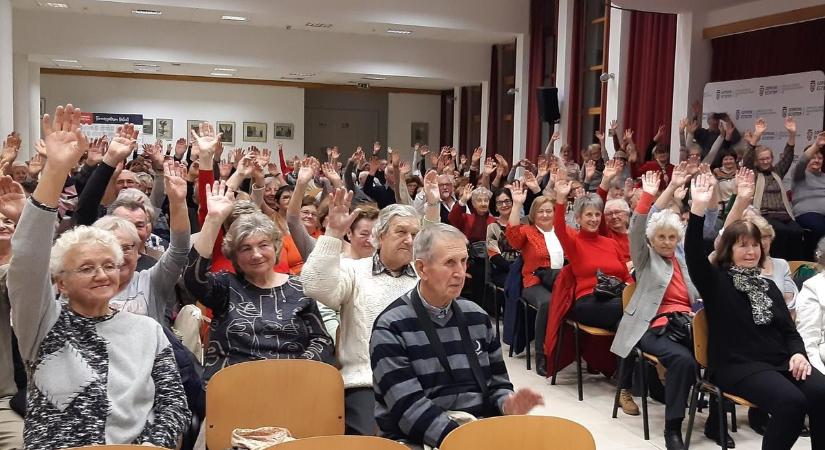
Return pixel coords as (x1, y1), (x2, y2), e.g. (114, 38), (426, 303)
(795, 237), (825, 377)
(486, 187), (520, 287)
(8, 105), (189, 448)
(342, 204), (379, 260)
(185, 181), (334, 383)
(449, 185), (496, 243)
(612, 171), (700, 449)
(712, 150), (738, 204)
(791, 132), (825, 258)
(90, 161), (190, 325)
(506, 183), (563, 375)
(302, 194), (427, 435)
(687, 172), (825, 450)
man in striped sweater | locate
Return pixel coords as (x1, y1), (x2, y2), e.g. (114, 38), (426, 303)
(370, 224), (543, 448)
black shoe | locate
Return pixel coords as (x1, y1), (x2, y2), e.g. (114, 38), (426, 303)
(664, 428), (685, 450)
(801, 425), (810, 437)
(536, 355), (547, 377)
(748, 407), (769, 436)
(704, 421), (735, 448)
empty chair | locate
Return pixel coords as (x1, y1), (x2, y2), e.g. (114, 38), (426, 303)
(439, 416), (595, 450)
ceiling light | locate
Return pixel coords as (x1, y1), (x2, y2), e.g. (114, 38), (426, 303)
(386, 29), (413, 34)
(132, 9), (162, 15)
(212, 67), (237, 72)
(305, 22), (332, 28)
(281, 76), (305, 80)
(135, 67), (160, 72)
(289, 72), (315, 77)
(134, 63), (160, 68)
(210, 72), (233, 77)
(52, 58), (78, 63)
(362, 76), (387, 80)
(221, 15), (248, 22)
(55, 62), (81, 68)
(45, 2), (68, 8)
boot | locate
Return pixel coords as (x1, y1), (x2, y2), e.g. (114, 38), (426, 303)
(619, 389), (640, 416)
(663, 428), (685, 450)
(536, 354), (547, 377)
(704, 419), (735, 448)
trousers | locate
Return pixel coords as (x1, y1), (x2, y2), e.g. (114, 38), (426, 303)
(637, 329), (697, 421)
(0, 398), (23, 450)
(345, 387), (377, 436)
(522, 284), (551, 359)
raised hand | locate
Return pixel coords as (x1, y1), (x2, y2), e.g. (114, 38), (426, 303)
(0, 176), (26, 223)
(1, 132), (21, 164)
(367, 155), (379, 176)
(679, 118), (689, 132)
(399, 160), (411, 176)
(163, 161), (189, 203)
(690, 172), (714, 206)
(143, 139), (165, 171)
(551, 131), (561, 141)
(754, 118), (767, 136)
(817, 131), (825, 149)
(623, 128), (634, 143)
(422, 170), (439, 205)
(735, 167), (755, 200)
(673, 185), (688, 202)
(594, 130), (605, 141)
(523, 170), (540, 192)
(602, 159), (619, 181)
(743, 130), (757, 147)
(460, 183), (474, 204)
(34, 138), (48, 158)
(28, 154), (45, 178)
(321, 161), (342, 184)
(259, 147), (272, 167)
(471, 147), (483, 165)
(687, 119), (699, 134)
(191, 122), (221, 161)
(174, 138), (187, 159)
(229, 148), (243, 166)
(784, 116), (797, 135)
(84, 137), (104, 168)
(609, 120), (619, 133)
(653, 124), (666, 143)
(419, 145), (430, 157)
(330, 146), (340, 161)
(484, 157), (497, 175)
(104, 123), (138, 167)
(205, 180), (235, 221)
(41, 104), (85, 173)
(641, 170), (660, 195)
(554, 177), (572, 203)
(324, 188), (360, 239)
(235, 155), (255, 179)
(670, 161), (689, 187)
(536, 158), (549, 180)
(372, 141), (382, 155)
(510, 180), (527, 205)
(297, 157), (318, 184)
(584, 159), (596, 181)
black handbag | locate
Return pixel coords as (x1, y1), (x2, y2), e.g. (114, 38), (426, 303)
(533, 267), (560, 290)
(652, 311), (693, 349)
(593, 269), (626, 300)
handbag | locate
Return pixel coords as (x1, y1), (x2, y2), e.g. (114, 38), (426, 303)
(593, 269), (626, 300)
(231, 427), (294, 450)
(533, 267), (560, 290)
(651, 311), (693, 349)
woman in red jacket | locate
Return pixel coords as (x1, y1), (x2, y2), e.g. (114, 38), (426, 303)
(505, 181), (564, 375)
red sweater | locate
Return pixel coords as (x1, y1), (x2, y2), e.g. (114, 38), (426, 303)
(553, 202), (632, 299)
(448, 203), (495, 243)
(505, 224), (557, 289)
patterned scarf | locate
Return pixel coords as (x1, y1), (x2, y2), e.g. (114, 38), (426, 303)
(729, 266), (773, 325)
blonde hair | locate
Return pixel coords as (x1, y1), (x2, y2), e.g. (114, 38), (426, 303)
(50, 226), (124, 276)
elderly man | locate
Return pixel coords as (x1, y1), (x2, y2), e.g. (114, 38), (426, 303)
(413, 173), (457, 223)
(370, 223), (543, 448)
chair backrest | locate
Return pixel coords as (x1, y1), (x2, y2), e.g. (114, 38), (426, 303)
(439, 416), (596, 450)
(269, 435), (408, 450)
(788, 260), (816, 275)
(206, 359), (345, 450)
(692, 309), (708, 368)
(622, 283), (636, 310)
(68, 446), (147, 450)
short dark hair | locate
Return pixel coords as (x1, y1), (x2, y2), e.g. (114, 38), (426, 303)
(715, 219), (766, 270)
(490, 188), (512, 216)
(720, 149), (738, 161)
(301, 195), (317, 208)
(275, 185), (293, 203)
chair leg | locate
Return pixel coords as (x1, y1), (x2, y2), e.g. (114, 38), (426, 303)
(523, 301), (531, 371)
(640, 356), (650, 441)
(685, 383), (701, 450)
(493, 289), (500, 339)
(551, 323), (564, 385)
(573, 324), (583, 401)
(718, 394), (728, 450)
(730, 402), (737, 433)
(612, 355), (624, 419)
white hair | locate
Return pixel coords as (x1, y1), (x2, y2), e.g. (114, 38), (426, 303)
(50, 226), (124, 277)
(370, 204), (419, 248)
(92, 216), (141, 245)
(573, 193), (604, 217)
(413, 223), (468, 262)
(645, 209), (685, 242)
(108, 188), (156, 224)
(471, 186), (493, 202)
(604, 199), (630, 214)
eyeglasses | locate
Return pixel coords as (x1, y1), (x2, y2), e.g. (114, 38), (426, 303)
(67, 263), (119, 277)
(300, 210), (318, 217)
(121, 244), (136, 254)
(495, 199), (513, 206)
(605, 211), (628, 217)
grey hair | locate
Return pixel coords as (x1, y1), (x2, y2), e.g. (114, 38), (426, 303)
(370, 204), (419, 248)
(604, 199), (630, 214)
(413, 223), (468, 262)
(92, 215), (141, 245)
(108, 189), (156, 224)
(572, 193), (604, 217)
(50, 226), (124, 277)
(225, 200), (260, 229)
(645, 209), (685, 242)
(221, 212), (283, 273)
(135, 172), (154, 188)
(471, 186), (493, 202)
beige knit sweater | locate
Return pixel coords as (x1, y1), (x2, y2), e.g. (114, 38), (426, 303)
(301, 235), (419, 389)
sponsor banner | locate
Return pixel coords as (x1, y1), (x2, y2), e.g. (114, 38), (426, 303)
(79, 112), (147, 142)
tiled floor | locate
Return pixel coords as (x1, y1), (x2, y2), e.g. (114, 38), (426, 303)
(503, 347), (811, 449)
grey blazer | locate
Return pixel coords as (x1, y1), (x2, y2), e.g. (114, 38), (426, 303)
(611, 208), (699, 358)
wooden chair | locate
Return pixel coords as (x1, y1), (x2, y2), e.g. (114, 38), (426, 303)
(68, 447), (147, 450)
(439, 416), (596, 450)
(684, 309), (757, 450)
(788, 260), (821, 275)
(268, 435), (407, 450)
(206, 359), (345, 450)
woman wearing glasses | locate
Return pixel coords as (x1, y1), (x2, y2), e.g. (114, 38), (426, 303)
(7, 105), (189, 448)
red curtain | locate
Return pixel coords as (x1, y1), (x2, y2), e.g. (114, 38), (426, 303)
(622, 10), (677, 159)
(486, 45), (500, 156)
(565, 0), (584, 161)
(711, 18), (825, 82)
(525, 0), (550, 161)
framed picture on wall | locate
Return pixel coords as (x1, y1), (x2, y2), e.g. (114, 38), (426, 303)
(187, 120), (205, 143)
(156, 118), (173, 140)
(411, 122), (429, 146)
(142, 119), (154, 135)
(243, 122), (267, 142)
(217, 121), (235, 146)
(273, 123), (294, 140)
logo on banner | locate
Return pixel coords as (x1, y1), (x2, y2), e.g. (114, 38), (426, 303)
(782, 106), (788, 118)
(735, 110), (740, 120)
(808, 129), (814, 141)
(812, 80), (817, 93)
(716, 90), (720, 100)
(759, 86), (764, 96)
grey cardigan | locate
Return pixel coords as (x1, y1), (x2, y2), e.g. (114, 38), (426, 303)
(611, 208), (699, 358)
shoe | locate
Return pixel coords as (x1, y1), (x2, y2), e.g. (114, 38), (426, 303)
(801, 425), (810, 438)
(747, 407), (768, 436)
(663, 428), (685, 450)
(619, 389), (640, 416)
(536, 355), (547, 377)
(704, 421), (735, 448)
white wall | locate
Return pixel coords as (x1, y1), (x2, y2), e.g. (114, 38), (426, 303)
(387, 93), (441, 162)
(40, 74), (305, 158)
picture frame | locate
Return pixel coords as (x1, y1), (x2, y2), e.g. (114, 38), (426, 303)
(187, 120), (205, 143)
(217, 121), (235, 146)
(411, 122), (429, 147)
(142, 118), (154, 135)
(243, 122), (268, 143)
(273, 122), (294, 140)
(156, 118), (173, 140)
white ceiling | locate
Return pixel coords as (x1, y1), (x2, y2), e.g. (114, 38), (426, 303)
(13, 0), (528, 90)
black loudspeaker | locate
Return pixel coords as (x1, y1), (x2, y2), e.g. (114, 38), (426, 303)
(537, 87), (560, 123)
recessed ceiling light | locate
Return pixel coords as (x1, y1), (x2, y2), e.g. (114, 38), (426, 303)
(212, 67), (237, 72)
(221, 15), (248, 22)
(305, 22), (333, 28)
(55, 62), (82, 68)
(210, 72), (233, 77)
(362, 76), (387, 80)
(52, 58), (78, 63)
(132, 9), (162, 15)
(386, 29), (413, 35)
(135, 67), (160, 72)
(281, 76), (305, 80)
(134, 63), (160, 68)
(45, 2), (68, 8)
(289, 72), (315, 77)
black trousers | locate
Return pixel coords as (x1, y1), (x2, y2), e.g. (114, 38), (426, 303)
(766, 217), (804, 261)
(720, 367), (825, 450)
(571, 294), (633, 388)
(637, 329), (697, 421)
(344, 387), (377, 436)
(523, 284), (551, 360)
